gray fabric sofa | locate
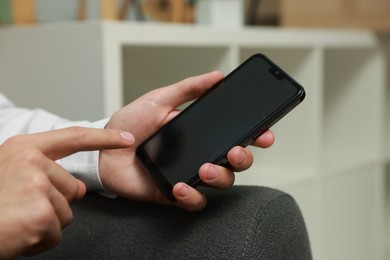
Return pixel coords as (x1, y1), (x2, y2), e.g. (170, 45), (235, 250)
(25, 185), (312, 259)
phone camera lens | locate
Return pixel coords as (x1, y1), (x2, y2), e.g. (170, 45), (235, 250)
(269, 67), (284, 80)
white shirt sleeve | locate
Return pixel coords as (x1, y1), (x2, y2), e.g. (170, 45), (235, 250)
(0, 93), (109, 192)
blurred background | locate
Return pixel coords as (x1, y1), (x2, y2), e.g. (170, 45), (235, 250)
(0, 1), (389, 259)
(1, 0), (389, 31)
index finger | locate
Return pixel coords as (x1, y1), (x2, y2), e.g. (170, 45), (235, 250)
(25, 127), (134, 160)
(251, 130), (275, 148)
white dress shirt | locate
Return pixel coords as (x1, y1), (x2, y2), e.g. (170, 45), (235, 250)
(0, 93), (108, 192)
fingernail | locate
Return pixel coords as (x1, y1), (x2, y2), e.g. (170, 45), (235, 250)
(207, 165), (219, 180)
(120, 131), (134, 144)
(237, 149), (246, 165)
(178, 184), (190, 197)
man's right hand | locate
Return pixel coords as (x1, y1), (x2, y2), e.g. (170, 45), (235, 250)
(0, 127), (134, 259)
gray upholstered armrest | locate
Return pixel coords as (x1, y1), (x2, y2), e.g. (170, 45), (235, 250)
(26, 186), (312, 259)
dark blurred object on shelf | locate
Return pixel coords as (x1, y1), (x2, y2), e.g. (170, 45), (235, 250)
(245, 0), (279, 26)
(138, 0), (194, 23)
(0, 0), (195, 25)
(2, 0), (389, 33)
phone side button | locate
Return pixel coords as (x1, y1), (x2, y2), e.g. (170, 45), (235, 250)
(218, 158), (232, 169)
(252, 130), (268, 141)
(240, 138), (254, 148)
(219, 158), (228, 165)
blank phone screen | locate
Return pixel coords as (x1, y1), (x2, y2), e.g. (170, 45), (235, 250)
(139, 54), (302, 186)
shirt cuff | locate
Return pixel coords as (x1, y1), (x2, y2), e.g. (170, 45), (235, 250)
(56, 118), (110, 192)
(58, 150), (104, 191)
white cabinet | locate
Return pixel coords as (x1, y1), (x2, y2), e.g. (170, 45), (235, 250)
(0, 21), (388, 260)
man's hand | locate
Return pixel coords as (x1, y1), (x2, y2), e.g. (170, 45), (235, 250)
(0, 127), (134, 259)
(100, 71), (274, 212)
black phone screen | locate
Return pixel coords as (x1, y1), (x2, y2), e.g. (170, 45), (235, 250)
(136, 54), (305, 197)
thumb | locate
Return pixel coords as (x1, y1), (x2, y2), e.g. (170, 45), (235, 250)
(150, 71), (224, 108)
(74, 180), (87, 200)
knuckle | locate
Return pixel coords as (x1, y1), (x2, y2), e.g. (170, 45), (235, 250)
(28, 196), (73, 237)
(3, 134), (30, 147)
(32, 200), (55, 227)
(25, 201), (55, 242)
(19, 162), (52, 194)
(13, 150), (48, 180)
(19, 148), (45, 165)
(29, 174), (51, 195)
(24, 202), (61, 251)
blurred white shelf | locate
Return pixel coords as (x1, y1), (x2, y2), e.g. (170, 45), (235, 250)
(0, 21), (388, 260)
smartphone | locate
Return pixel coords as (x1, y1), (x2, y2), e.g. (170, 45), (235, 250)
(136, 53), (305, 201)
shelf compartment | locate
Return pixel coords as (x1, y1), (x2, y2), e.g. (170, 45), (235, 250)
(322, 48), (385, 173)
(122, 45), (231, 105)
